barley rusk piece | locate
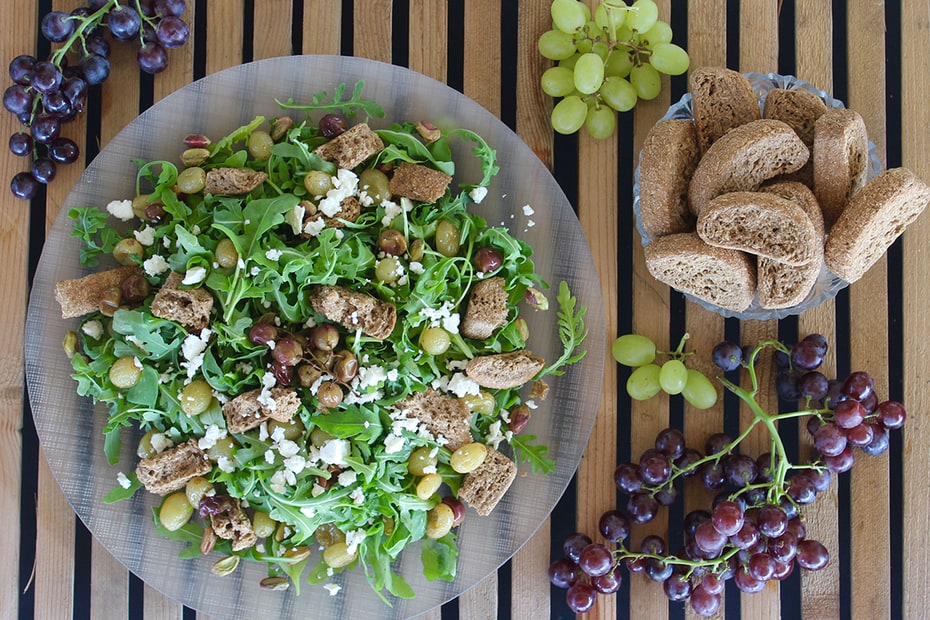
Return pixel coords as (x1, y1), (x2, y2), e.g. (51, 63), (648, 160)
(812, 108), (870, 229)
(312, 122), (385, 170)
(135, 439), (212, 496)
(388, 162), (453, 203)
(55, 265), (142, 319)
(461, 277), (509, 340)
(688, 119), (809, 216)
(825, 167), (930, 283)
(638, 119), (701, 238)
(465, 350), (545, 390)
(689, 67), (761, 153)
(458, 447), (517, 517)
(204, 167), (268, 195)
(150, 271), (214, 330)
(394, 389), (473, 450)
(644, 232), (756, 313)
(309, 285), (396, 340)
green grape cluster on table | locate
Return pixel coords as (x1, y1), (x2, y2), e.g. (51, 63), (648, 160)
(613, 334), (717, 409)
(538, 0), (690, 138)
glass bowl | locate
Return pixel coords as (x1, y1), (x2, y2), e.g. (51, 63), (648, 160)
(24, 55), (605, 619)
(632, 72), (882, 320)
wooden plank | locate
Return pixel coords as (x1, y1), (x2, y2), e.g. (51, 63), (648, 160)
(205, 1), (244, 74)
(510, 4), (555, 619)
(845, 2), (891, 619)
(353, 0), (393, 63)
(253, 0), (293, 58)
(302, 0), (342, 54)
(793, 4), (841, 620)
(737, 1), (780, 617)
(684, 5), (728, 619)
(463, 0), (501, 115)
(901, 1), (930, 618)
(458, 572), (497, 620)
(408, 0), (447, 82)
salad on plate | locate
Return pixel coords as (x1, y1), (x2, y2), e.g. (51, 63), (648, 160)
(55, 82), (587, 601)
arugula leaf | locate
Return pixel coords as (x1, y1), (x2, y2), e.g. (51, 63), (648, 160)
(210, 116), (266, 155)
(536, 281), (588, 379)
(311, 406), (383, 441)
(508, 434), (556, 475)
(421, 532), (458, 581)
(276, 81), (384, 120)
(375, 128), (456, 177)
(446, 128), (500, 188)
(104, 472), (142, 503)
(68, 207), (123, 267)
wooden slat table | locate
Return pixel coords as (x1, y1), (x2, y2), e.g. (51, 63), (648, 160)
(3, 1), (927, 618)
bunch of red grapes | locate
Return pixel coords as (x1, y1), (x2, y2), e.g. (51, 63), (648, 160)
(549, 334), (906, 615)
(4, 0), (190, 200)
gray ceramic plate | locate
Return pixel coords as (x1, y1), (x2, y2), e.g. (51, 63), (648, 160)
(25, 56), (605, 619)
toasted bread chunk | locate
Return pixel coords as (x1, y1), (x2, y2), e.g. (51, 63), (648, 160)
(638, 119), (701, 238)
(395, 389), (473, 450)
(466, 350), (544, 390)
(758, 255), (822, 310)
(813, 108), (870, 228)
(222, 387), (298, 433)
(461, 277), (509, 340)
(207, 496), (258, 551)
(150, 272), (214, 330)
(306, 196), (361, 231)
(689, 67), (761, 153)
(309, 285), (396, 340)
(312, 122), (384, 170)
(458, 447), (517, 516)
(388, 162), (453, 203)
(825, 168), (930, 283)
(696, 192), (819, 266)
(204, 167), (267, 195)
(763, 88), (828, 148)
(135, 439), (212, 496)
(688, 119), (809, 215)
(55, 265), (142, 319)
(644, 232), (756, 313)
(760, 180), (825, 243)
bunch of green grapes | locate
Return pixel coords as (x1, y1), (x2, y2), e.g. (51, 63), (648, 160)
(538, 0), (690, 138)
(612, 334), (717, 409)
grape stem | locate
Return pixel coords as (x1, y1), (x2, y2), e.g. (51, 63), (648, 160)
(49, 1), (117, 69)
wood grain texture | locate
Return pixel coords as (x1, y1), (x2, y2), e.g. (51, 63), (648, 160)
(901, 1), (930, 618)
(515, 4), (554, 166)
(302, 0), (342, 54)
(464, 0), (502, 116)
(792, 4), (842, 620)
(408, 0), (447, 82)
(684, 6), (728, 619)
(354, 0), (393, 63)
(846, 2), (891, 619)
(205, 1), (244, 74)
(253, 0), (294, 59)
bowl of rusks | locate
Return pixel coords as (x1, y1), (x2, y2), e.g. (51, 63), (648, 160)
(633, 67), (930, 319)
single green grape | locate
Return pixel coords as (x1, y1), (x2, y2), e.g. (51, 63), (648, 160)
(605, 50), (634, 78)
(538, 29), (578, 60)
(541, 66), (576, 97)
(649, 42), (690, 76)
(551, 95), (588, 134)
(627, 0), (659, 32)
(585, 104), (616, 139)
(551, 0), (587, 34)
(600, 76), (638, 112)
(612, 334), (657, 367)
(659, 359), (688, 395)
(594, 1), (627, 37)
(641, 20), (673, 45)
(682, 369), (718, 410)
(627, 363), (662, 400)
(592, 41), (611, 61)
(559, 53), (582, 70)
(630, 63), (662, 99)
(573, 53), (606, 95)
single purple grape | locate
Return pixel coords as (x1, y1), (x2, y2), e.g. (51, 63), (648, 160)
(48, 137), (79, 164)
(32, 61), (62, 95)
(11, 171), (39, 199)
(31, 157), (56, 184)
(137, 43), (170, 74)
(107, 5), (142, 40)
(41, 10), (76, 43)
(9, 55), (36, 85)
(9, 133), (32, 157)
(156, 16), (190, 48)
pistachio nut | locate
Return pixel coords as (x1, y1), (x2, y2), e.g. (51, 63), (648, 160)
(271, 116), (294, 142)
(200, 524), (217, 555)
(183, 133), (211, 148)
(259, 576), (290, 591)
(211, 554), (240, 576)
(180, 148), (210, 167)
(416, 120), (441, 143)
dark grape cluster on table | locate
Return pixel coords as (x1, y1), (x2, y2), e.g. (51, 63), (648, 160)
(4, 0), (190, 199)
(551, 333), (906, 615)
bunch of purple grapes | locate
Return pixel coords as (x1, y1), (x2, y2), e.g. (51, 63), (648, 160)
(548, 333), (907, 615)
(4, 0), (189, 199)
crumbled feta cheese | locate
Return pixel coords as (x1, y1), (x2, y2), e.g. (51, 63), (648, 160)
(526, 399), (538, 410)
(338, 470), (357, 486)
(132, 357), (143, 370)
(386, 368), (399, 382)
(163, 237), (171, 248)
(182, 266), (207, 285)
(384, 434), (405, 454)
(198, 424), (227, 450)
(258, 421), (269, 441)
(257, 371), (277, 410)
(264, 449), (276, 465)
(486, 420), (505, 449)
(235, 361), (254, 375)
(106, 199), (134, 221)
(323, 583), (342, 596)
(286, 203), (306, 235)
(447, 373), (481, 397)
(250, 265), (261, 277)
(277, 439), (300, 459)
(150, 432), (174, 454)
(345, 528), (366, 554)
(445, 359), (468, 371)
(401, 197), (415, 212)
(380, 200), (402, 226)
(422, 465), (438, 475)
(419, 301), (460, 334)
(469, 186), (488, 204)
(319, 439), (350, 466)
(303, 217), (326, 237)
(125, 334), (147, 351)
(300, 506), (316, 518)
(311, 483), (326, 498)
(269, 470), (288, 494)
(237, 257), (246, 269)
(408, 261), (425, 275)
(216, 456), (236, 473)
(283, 454), (306, 475)
(180, 329), (211, 379)
(522, 204), (535, 216)
(527, 219), (536, 228)
(265, 248), (283, 261)
(350, 487), (365, 504)
(354, 365), (387, 390)
(81, 320), (103, 340)
(133, 225), (156, 246)
(342, 389), (383, 405)
(116, 471), (131, 489)
(143, 254), (170, 277)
